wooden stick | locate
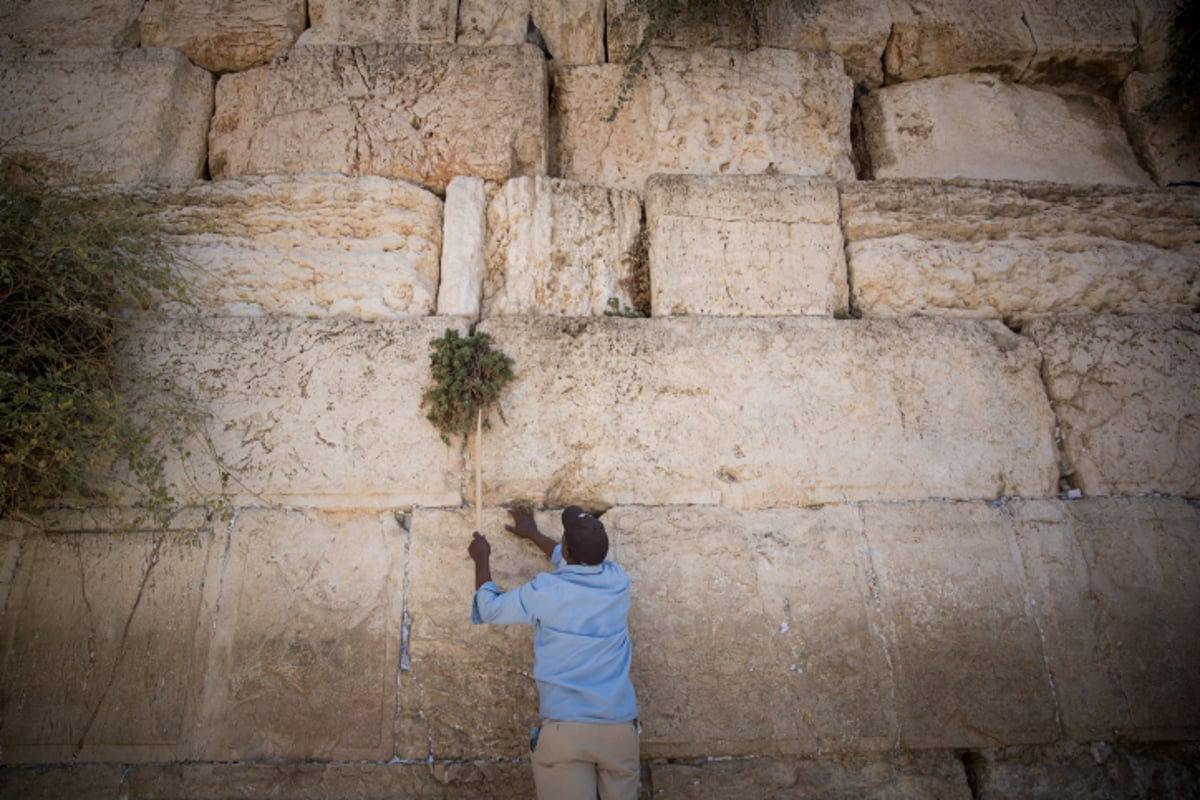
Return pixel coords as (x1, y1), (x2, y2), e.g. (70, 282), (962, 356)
(475, 407), (483, 532)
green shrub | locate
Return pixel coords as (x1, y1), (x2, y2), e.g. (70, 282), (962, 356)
(423, 326), (515, 445)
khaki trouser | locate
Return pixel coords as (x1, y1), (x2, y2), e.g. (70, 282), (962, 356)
(531, 719), (640, 800)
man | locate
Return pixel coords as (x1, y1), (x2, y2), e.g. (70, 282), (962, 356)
(469, 505), (640, 800)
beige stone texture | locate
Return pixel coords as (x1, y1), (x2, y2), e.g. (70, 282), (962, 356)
(862, 501), (1059, 748)
(476, 316), (1058, 509)
(483, 177), (643, 316)
(298, 0), (455, 44)
(1121, 71), (1200, 186)
(458, 0), (605, 65)
(0, 765), (126, 800)
(438, 176), (487, 317)
(646, 174), (849, 317)
(0, 0), (143, 47)
(607, 0), (893, 87)
(859, 73), (1153, 187)
(883, 0), (1035, 83)
(1025, 314), (1200, 497)
(208, 44), (548, 193)
(192, 509), (404, 761)
(649, 752), (971, 799)
(1013, 497), (1200, 743)
(613, 505), (896, 757)
(115, 317), (467, 509)
(0, 48), (213, 183)
(151, 173), (444, 319)
(137, 0), (306, 74)
(1020, 0), (1137, 91)
(552, 47), (855, 194)
(0, 524), (222, 763)
(840, 179), (1200, 321)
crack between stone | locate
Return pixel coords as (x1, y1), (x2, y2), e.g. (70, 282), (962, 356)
(1015, 4), (1039, 83)
(393, 510), (414, 762)
(852, 503), (901, 750)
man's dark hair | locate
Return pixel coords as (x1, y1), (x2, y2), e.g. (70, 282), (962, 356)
(562, 506), (609, 565)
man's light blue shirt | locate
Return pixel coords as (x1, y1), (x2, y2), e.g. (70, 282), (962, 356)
(472, 544), (638, 724)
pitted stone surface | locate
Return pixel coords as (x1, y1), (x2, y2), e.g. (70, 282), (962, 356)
(138, 0), (306, 73)
(646, 174), (848, 317)
(193, 509), (404, 761)
(0, 48), (213, 183)
(1024, 314), (1200, 497)
(0, 524), (220, 763)
(1020, 0), (1137, 90)
(859, 73), (1152, 186)
(553, 47), (855, 194)
(483, 177), (643, 316)
(1013, 497), (1200, 743)
(883, 0), (1035, 83)
(458, 0), (605, 64)
(840, 179), (1200, 320)
(151, 174), (444, 319)
(476, 316), (1058, 509)
(0, 0), (143, 47)
(862, 501), (1058, 748)
(115, 317), (467, 508)
(1120, 71), (1200, 186)
(298, 0), (456, 44)
(209, 44), (548, 193)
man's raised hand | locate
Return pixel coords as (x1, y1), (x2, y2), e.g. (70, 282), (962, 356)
(505, 506), (540, 539)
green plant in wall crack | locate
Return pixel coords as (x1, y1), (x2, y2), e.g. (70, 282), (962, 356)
(423, 326), (515, 529)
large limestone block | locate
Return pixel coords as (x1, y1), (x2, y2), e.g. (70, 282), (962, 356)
(1013, 497), (1200, 742)
(0, 48), (213, 183)
(0, 523), (222, 764)
(1133, 0), (1180, 71)
(438, 176), (487, 317)
(298, 0), (455, 44)
(613, 505), (896, 757)
(0, 0), (142, 47)
(840, 179), (1200, 321)
(484, 177), (644, 316)
(457, 0), (605, 65)
(1120, 71), (1200, 186)
(862, 502), (1058, 748)
(152, 173), (444, 319)
(1020, 0), (1138, 90)
(209, 44), (548, 193)
(137, 0), (306, 73)
(476, 316), (1058, 508)
(552, 47), (855, 194)
(883, 0), (1035, 83)
(606, 0), (893, 87)
(0, 766), (126, 800)
(645, 174), (848, 317)
(859, 74), (1153, 187)
(116, 317), (466, 509)
(193, 509), (404, 761)
(1024, 314), (1200, 497)
(399, 508), (545, 760)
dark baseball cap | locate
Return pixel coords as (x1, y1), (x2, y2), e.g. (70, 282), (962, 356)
(562, 506), (608, 565)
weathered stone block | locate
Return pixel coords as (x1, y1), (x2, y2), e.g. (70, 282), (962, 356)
(0, 48), (213, 183)
(607, 0), (892, 87)
(477, 317), (1058, 509)
(193, 509), (404, 761)
(1013, 497), (1200, 742)
(438, 176), (487, 317)
(0, 520), (25, 615)
(1020, 0), (1137, 91)
(116, 317), (466, 509)
(612, 505), (895, 757)
(298, 0), (456, 44)
(883, 0), (1035, 83)
(862, 502), (1058, 748)
(646, 174), (848, 317)
(152, 173), (444, 319)
(209, 44), (548, 193)
(552, 47), (855, 194)
(1024, 314), (1200, 497)
(1120, 71), (1200, 186)
(649, 752), (971, 799)
(138, 0), (306, 73)
(840, 179), (1200, 321)
(0, 765), (126, 800)
(458, 0), (605, 65)
(0, 0), (143, 47)
(483, 177), (643, 316)
(859, 73), (1152, 186)
(1133, 0), (1180, 72)
(0, 524), (221, 763)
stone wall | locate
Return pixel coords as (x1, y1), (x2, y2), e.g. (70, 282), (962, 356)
(1, 1), (1198, 798)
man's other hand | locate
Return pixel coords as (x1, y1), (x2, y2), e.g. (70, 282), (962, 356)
(505, 506), (539, 539)
(469, 531), (491, 562)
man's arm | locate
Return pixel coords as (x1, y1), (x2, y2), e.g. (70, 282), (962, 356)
(505, 506), (558, 558)
(468, 532), (492, 589)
